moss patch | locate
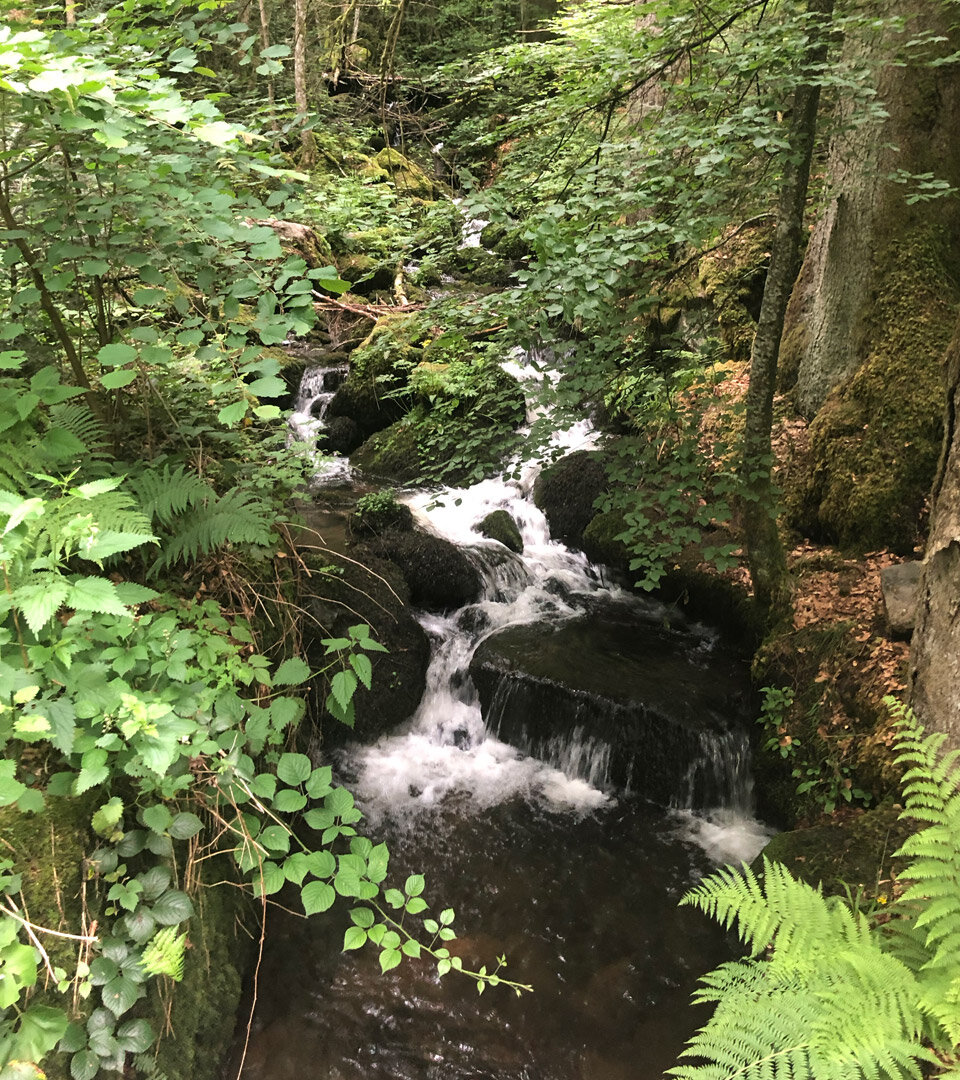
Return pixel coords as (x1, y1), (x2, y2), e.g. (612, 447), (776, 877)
(152, 864), (251, 1080)
(350, 419), (423, 483)
(757, 801), (911, 899)
(698, 224), (772, 361)
(786, 227), (958, 552)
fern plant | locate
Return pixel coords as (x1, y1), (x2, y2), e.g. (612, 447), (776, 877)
(672, 699), (960, 1080)
(127, 463), (276, 572)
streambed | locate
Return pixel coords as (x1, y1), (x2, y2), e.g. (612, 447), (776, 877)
(229, 352), (772, 1079)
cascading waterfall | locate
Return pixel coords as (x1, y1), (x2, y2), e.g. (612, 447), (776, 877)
(236, 349), (776, 1080)
(288, 362), (352, 484)
(340, 353), (768, 862)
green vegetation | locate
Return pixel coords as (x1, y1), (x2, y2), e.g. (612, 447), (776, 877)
(673, 701), (960, 1080)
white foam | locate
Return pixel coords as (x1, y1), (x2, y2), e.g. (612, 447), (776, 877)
(673, 808), (775, 867)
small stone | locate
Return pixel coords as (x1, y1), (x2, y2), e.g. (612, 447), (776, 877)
(880, 560), (924, 637)
(478, 510), (523, 553)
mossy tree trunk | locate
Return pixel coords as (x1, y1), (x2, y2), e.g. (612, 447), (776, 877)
(779, 2), (960, 552)
(742, 0), (833, 623)
(910, 315), (960, 744)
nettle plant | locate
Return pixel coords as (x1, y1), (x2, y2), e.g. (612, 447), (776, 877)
(0, 459), (529, 1077)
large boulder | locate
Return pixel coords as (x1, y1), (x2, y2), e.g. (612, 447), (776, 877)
(533, 450), (609, 547)
(756, 801), (912, 899)
(469, 605), (752, 808)
(362, 529), (482, 611)
(350, 420), (422, 483)
(299, 552), (430, 745)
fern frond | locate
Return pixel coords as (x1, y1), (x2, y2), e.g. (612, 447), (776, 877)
(152, 485), (274, 570)
(45, 402), (111, 463)
(0, 438), (32, 492)
(127, 463), (213, 527)
(140, 926), (186, 982)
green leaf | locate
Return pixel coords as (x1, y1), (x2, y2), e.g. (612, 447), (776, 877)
(272, 657), (311, 686)
(141, 803), (173, 835)
(102, 975), (140, 1018)
(259, 825), (290, 854)
(97, 343), (137, 367)
(272, 789), (307, 813)
(379, 949), (402, 973)
(301, 880), (335, 916)
(330, 669), (358, 711)
(401, 939), (421, 959)
(115, 1018), (154, 1054)
(306, 766), (332, 799)
(0, 761), (26, 807)
(276, 753), (311, 785)
(350, 907), (375, 928)
(342, 926), (367, 951)
(100, 368), (138, 390)
(168, 812), (204, 840)
(217, 400), (248, 426)
(348, 652), (372, 690)
(70, 1049), (99, 1080)
(404, 874), (425, 898)
(91, 797), (124, 838)
(253, 861), (285, 897)
(303, 850), (336, 878)
(68, 577), (130, 618)
(12, 578), (70, 633)
(151, 890), (194, 926)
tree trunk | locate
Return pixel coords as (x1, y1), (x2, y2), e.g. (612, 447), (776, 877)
(779, 2), (960, 553)
(294, 0), (318, 167)
(742, 0), (833, 623)
(910, 317), (960, 742)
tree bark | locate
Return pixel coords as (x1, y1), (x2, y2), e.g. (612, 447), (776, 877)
(910, 316), (960, 743)
(742, 0), (833, 623)
(294, 0), (318, 167)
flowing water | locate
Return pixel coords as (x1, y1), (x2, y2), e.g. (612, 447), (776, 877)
(237, 353), (773, 1080)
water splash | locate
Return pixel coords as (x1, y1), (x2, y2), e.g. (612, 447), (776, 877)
(288, 362), (353, 486)
(333, 352), (768, 862)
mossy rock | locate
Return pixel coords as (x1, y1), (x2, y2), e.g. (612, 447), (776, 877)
(445, 246), (513, 287)
(784, 227), (956, 553)
(317, 415), (362, 455)
(363, 529), (482, 611)
(756, 801), (912, 899)
(152, 861), (252, 1080)
(337, 253), (396, 297)
(698, 225), (772, 361)
(299, 551), (430, 744)
(582, 509), (631, 571)
(348, 491), (415, 537)
(478, 510), (523, 553)
(350, 421), (422, 483)
(534, 451), (610, 547)
(374, 148), (443, 200)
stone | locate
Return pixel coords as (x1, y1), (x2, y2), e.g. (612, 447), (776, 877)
(478, 509), (523, 553)
(363, 529), (482, 611)
(469, 606), (752, 807)
(533, 450), (609, 547)
(880, 560), (923, 637)
(299, 551), (430, 745)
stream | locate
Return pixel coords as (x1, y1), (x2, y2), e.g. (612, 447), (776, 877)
(229, 352), (772, 1080)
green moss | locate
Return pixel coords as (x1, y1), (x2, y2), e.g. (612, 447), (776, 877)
(697, 225), (772, 361)
(478, 510), (523, 553)
(374, 148), (443, 200)
(350, 418), (423, 482)
(757, 801), (911, 899)
(151, 865), (251, 1080)
(582, 509), (631, 571)
(788, 227), (957, 553)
